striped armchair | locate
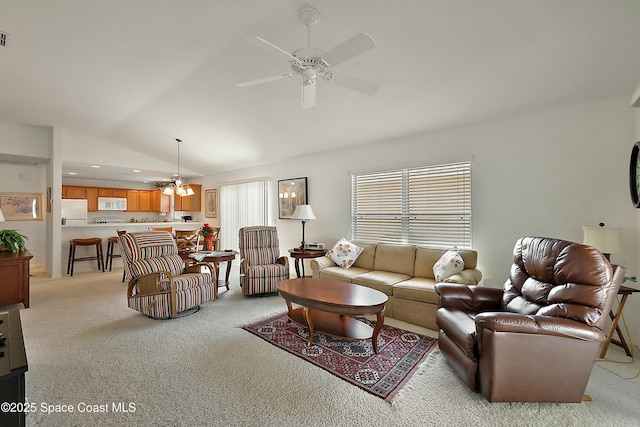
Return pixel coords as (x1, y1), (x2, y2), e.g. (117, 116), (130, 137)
(119, 231), (217, 319)
(239, 226), (289, 295)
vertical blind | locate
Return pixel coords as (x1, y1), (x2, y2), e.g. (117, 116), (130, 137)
(220, 180), (269, 252)
(351, 162), (472, 249)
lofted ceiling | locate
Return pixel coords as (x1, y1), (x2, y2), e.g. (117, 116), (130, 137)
(2, 0), (640, 183)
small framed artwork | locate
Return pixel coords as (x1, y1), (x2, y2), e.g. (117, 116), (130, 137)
(278, 177), (307, 219)
(0, 192), (45, 221)
(205, 189), (218, 218)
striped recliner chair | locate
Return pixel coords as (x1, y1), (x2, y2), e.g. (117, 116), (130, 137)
(239, 226), (289, 295)
(119, 231), (217, 319)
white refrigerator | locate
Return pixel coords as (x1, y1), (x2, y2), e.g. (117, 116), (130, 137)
(61, 199), (88, 225)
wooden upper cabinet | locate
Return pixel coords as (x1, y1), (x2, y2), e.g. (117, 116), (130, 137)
(189, 184), (202, 212)
(174, 192), (183, 211)
(86, 188), (99, 212)
(152, 190), (170, 213)
(98, 188), (114, 197)
(126, 190), (140, 212)
(139, 190), (152, 212)
(174, 184), (202, 212)
(63, 186), (87, 199)
(113, 188), (127, 198)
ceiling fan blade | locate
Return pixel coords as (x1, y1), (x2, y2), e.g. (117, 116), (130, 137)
(236, 73), (294, 88)
(302, 81), (316, 109)
(251, 36), (301, 64)
(322, 32), (376, 67)
(325, 71), (380, 96)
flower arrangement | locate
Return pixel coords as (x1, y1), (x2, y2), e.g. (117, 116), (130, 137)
(199, 223), (214, 238)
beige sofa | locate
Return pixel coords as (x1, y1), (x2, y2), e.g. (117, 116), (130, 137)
(310, 242), (482, 330)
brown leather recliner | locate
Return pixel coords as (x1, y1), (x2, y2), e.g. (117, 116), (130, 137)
(435, 236), (625, 403)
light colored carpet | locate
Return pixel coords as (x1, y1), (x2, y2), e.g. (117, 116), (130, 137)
(17, 269), (640, 427)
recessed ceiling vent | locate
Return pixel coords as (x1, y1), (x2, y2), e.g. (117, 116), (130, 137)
(0, 32), (8, 47)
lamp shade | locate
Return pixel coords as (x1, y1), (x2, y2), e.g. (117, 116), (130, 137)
(582, 225), (621, 254)
(0, 207), (4, 222)
(291, 204), (316, 220)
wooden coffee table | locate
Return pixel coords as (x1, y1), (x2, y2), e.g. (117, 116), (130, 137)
(277, 278), (388, 354)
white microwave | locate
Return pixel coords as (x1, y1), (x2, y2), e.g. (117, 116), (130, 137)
(98, 197), (127, 211)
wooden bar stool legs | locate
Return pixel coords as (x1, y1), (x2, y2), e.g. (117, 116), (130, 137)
(67, 238), (105, 276)
(106, 236), (121, 271)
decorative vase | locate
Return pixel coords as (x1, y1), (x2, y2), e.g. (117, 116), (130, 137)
(203, 235), (214, 251)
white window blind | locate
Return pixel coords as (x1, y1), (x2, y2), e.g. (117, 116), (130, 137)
(220, 180), (269, 252)
(351, 162), (471, 249)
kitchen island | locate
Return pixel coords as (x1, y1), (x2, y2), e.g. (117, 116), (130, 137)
(61, 221), (204, 275)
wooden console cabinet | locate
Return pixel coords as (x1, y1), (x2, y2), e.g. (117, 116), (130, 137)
(0, 252), (33, 308)
(0, 307), (28, 427)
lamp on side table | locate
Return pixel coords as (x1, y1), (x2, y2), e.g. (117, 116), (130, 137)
(291, 204), (316, 249)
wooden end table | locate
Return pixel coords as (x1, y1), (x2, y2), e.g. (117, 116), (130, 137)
(188, 251), (237, 291)
(288, 248), (327, 278)
(599, 285), (640, 358)
(277, 278), (388, 354)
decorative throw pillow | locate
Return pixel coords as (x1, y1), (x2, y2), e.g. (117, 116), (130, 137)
(433, 248), (465, 282)
(327, 238), (363, 269)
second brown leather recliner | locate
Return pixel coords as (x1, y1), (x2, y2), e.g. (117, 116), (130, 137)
(435, 236), (625, 403)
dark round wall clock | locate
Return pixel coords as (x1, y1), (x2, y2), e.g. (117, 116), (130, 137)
(630, 141), (640, 208)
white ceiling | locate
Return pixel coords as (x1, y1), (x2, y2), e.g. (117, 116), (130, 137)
(2, 0), (640, 183)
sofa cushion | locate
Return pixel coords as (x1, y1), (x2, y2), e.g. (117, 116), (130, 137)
(414, 247), (479, 279)
(393, 278), (439, 304)
(327, 238), (363, 269)
(319, 266), (371, 283)
(352, 241), (377, 270)
(373, 244), (416, 276)
(434, 249), (464, 282)
(352, 271), (412, 296)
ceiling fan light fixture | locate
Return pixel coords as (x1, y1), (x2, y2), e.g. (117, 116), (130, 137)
(163, 186), (174, 196)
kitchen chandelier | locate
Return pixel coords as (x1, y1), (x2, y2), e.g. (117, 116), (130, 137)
(163, 138), (194, 197)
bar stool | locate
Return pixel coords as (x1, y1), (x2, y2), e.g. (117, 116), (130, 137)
(106, 236), (121, 271)
(67, 238), (105, 276)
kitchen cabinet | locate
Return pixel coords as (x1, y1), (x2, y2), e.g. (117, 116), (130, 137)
(190, 184), (202, 212)
(98, 188), (114, 197)
(139, 190), (152, 212)
(152, 190), (171, 213)
(126, 190), (139, 212)
(61, 184), (201, 212)
(86, 187), (99, 212)
(175, 184), (202, 212)
(63, 185), (87, 199)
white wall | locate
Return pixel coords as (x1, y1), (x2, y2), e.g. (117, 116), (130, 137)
(204, 94), (639, 342)
(0, 121), (52, 270)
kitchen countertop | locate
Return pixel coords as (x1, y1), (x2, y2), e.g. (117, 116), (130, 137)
(62, 221), (204, 229)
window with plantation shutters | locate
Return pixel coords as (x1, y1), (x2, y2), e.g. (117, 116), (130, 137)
(351, 162), (471, 249)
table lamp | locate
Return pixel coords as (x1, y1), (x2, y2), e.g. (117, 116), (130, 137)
(291, 204), (316, 249)
(582, 223), (621, 261)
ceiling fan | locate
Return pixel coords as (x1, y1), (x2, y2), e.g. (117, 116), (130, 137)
(236, 7), (380, 108)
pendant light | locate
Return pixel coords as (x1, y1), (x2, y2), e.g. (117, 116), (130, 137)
(164, 138), (194, 196)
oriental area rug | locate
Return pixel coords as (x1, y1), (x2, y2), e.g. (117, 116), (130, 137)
(242, 312), (437, 401)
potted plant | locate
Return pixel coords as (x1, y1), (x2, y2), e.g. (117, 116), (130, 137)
(0, 229), (28, 252)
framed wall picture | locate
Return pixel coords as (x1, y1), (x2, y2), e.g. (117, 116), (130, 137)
(0, 192), (45, 220)
(205, 189), (218, 218)
(278, 177), (307, 219)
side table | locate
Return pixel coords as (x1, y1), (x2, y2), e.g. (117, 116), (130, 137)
(599, 285), (640, 358)
(288, 248), (327, 278)
(189, 251), (238, 291)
